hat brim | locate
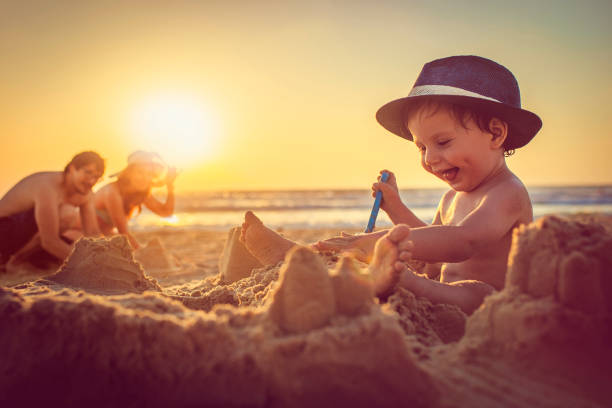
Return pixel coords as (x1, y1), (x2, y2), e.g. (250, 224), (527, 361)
(376, 94), (542, 150)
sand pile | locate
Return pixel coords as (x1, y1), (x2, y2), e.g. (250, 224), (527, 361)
(388, 288), (466, 347)
(430, 214), (612, 407)
(218, 226), (264, 283)
(1, 213), (611, 407)
(48, 235), (161, 294)
(0, 246), (437, 407)
(134, 237), (179, 271)
(465, 215), (611, 357)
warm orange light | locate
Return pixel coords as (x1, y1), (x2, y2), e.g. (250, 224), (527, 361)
(129, 92), (219, 167)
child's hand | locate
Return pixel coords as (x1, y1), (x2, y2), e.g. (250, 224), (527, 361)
(371, 169), (402, 214)
(313, 232), (381, 262)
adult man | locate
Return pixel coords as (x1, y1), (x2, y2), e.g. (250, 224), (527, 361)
(0, 151), (105, 267)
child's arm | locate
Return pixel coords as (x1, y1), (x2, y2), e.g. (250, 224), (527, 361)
(397, 183), (526, 263)
(371, 170), (427, 227)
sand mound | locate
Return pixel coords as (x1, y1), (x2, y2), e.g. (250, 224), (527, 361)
(48, 235), (161, 295)
(388, 287), (467, 348)
(218, 226), (264, 283)
(134, 236), (179, 271)
(465, 215), (612, 356)
(0, 282), (437, 407)
(442, 214), (612, 407)
(2, 213), (611, 407)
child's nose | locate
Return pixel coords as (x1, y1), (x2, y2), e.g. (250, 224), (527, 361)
(424, 148), (440, 166)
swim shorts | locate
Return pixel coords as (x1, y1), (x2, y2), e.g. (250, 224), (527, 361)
(0, 208), (38, 263)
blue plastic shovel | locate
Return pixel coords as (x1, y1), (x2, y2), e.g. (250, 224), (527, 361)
(365, 171), (389, 233)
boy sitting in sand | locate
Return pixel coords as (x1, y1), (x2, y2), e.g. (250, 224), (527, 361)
(240, 55), (542, 314)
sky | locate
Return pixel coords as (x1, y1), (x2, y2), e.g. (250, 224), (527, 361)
(1, 0), (611, 192)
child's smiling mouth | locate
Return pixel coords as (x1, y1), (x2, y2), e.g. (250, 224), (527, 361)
(438, 167), (459, 182)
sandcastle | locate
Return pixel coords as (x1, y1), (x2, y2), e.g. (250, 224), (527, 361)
(266, 247), (376, 333)
(49, 235), (161, 294)
(464, 214), (612, 357)
(134, 236), (179, 271)
(217, 226), (263, 283)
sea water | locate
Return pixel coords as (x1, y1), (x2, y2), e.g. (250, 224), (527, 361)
(132, 185), (612, 231)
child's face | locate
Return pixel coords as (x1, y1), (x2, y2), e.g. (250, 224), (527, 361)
(406, 105), (502, 192)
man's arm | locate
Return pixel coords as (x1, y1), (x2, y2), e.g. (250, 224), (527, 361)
(79, 193), (101, 236)
(34, 186), (74, 260)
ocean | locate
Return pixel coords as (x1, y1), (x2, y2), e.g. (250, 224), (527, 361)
(133, 185), (612, 232)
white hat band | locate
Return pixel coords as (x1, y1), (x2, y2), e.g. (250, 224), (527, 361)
(408, 85), (502, 103)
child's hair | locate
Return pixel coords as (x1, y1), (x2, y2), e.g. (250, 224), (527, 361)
(403, 99), (515, 157)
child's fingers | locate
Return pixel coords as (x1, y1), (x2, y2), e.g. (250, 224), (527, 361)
(379, 169), (397, 184)
(372, 182), (398, 198)
(398, 240), (414, 251)
(388, 225), (411, 243)
(344, 248), (368, 262)
(399, 251), (412, 261)
(394, 261), (408, 273)
(313, 239), (348, 251)
(379, 169), (394, 178)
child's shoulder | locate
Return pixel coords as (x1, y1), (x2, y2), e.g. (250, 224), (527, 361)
(489, 171), (529, 197)
(484, 172), (531, 218)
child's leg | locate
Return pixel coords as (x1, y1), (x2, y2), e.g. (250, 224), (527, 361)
(374, 224), (495, 314)
(398, 272), (495, 314)
(240, 211), (297, 265)
(240, 210), (386, 265)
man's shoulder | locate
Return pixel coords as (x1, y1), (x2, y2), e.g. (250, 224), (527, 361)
(24, 171), (63, 183)
(27, 172), (64, 192)
(9, 172), (61, 194)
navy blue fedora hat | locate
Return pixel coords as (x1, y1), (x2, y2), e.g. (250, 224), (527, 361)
(376, 55), (542, 150)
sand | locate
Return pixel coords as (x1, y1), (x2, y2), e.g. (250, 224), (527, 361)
(0, 214), (611, 407)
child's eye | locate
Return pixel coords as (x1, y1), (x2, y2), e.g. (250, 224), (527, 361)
(439, 140), (450, 146)
(417, 145), (426, 152)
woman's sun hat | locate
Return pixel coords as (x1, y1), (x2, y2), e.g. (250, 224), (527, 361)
(376, 55), (542, 150)
(109, 151), (167, 180)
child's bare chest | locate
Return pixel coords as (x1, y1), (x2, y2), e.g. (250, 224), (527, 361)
(440, 193), (483, 225)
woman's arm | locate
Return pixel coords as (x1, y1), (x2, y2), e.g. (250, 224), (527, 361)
(103, 186), (140, 249)
(143, 167), (176, 218)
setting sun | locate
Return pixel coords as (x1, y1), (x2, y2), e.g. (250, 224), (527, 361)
(129, 92), (219, 166)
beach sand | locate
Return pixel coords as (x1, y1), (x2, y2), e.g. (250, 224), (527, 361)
(1, 213), (611, 407)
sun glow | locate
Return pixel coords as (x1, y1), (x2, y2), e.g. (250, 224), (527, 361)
(130, 93), (219, 166)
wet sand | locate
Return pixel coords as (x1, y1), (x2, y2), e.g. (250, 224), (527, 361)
(1, 214), (611, 407)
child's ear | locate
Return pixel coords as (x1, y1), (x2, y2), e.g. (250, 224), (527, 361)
(488, 118), (508, 149)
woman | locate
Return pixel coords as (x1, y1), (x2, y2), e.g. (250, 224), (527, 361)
(94, 151), (177, 249)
